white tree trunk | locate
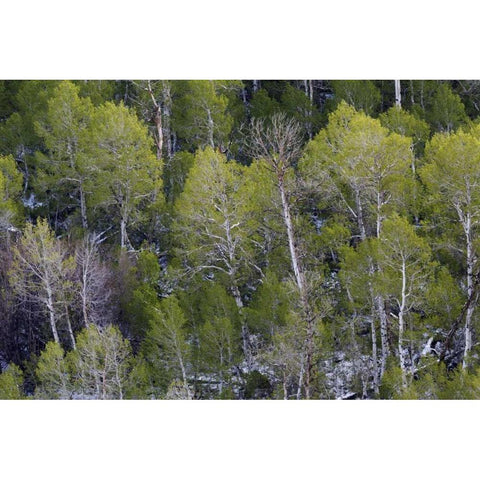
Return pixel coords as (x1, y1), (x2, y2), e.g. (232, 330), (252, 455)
(463, 213), (474, 368)
(395, 80), (402, 108)
(370, 307), (379, 395)
(278, 179), (305, 296)
(64, 304), (76, 350)
(354, 187), (367, 241)
(376, 295), (389, 378)
(206, 108), (215, 149)
(79, 184), (88, 230)
(278, 176), (315, 398)
(398, 261), (408, 388)
(296, 354), (305, 400)
(46, 286), (60, 344)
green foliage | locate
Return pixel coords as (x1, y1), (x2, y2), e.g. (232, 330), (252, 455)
(377, 214), (435, 301)
(421, 125), (480, 263)
(124, 355), (152, 399)
(385, 358), (480, 400)
(34, 81), (94, 232)
(329, 80), (381, 116)
(244, 370), (272, 399)
(173, 147), (261, 294)
(199, 315), (236, 390)
(427, 83), (468, 133)
(67, 325), (133, 399)
(3, 80), (480, 400)
(74, 80), (116, 106)
(141, 295), (191, 395)
(0, 364), (25, 399)
(379, 106), (430, 156)
(0, 154), (23, 228)
(245, 270), (291, 337)
(82, 101), (163, 247)
(172, 80), (233, 151)
(280, 84), (322, 137)
(35, 341), (70, 399)
(9, 218), (76, 346)
(124, 249), (161, 340)
(249, 89), (280, 119)
(163, 151), (195, 203)
(300, 102), (413, 238)
(379, 363), (409, 399)
(1, 81), (59, 150)
(425, 267), (463, 329)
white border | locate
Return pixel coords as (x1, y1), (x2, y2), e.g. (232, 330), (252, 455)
(2, 0), (480, 79)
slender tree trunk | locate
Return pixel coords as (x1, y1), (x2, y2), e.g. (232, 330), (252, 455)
(120, 218), (127, 250)
(376, 295), (389, 378)
(64, 304), (76, 350)
(46, 284), (60, 344)
(395, 80), (402, 108)
(399, 261), (408, 388)
(17, 145), (29, 194)
(296, 354), (305, 400)
(463, 214), (474, 368)
(177, 348), (190, 397)
(81, 261), (89, 327)
(232, 283), (252, 372)
(303, 319), (315, 399)
(206, 108), (215, 149)
(371, 305), (379, 395)
(162, 82), (173, 162)
(278, 178), (305, 295)
(153, 107), (163, 160)
(102, 361), (107, 399)
(241, 87), (248, 106)
(79, 183), (88, 230)
(354, 186), (367, 241)
(420, 81), (425, 112)
(376, 190), (383, 238)
(115, 366), (123, 400)
(374, 196), (388, 381)
(278, 176), (315, 398)
(303, 80), (313, 139)
(283, 372), (288, 400)
(146, 80), (164, 160)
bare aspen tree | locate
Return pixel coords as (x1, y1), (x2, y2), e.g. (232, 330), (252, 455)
(9, 219), (75, 347)
(246, 113), (317, 398)
(75, 232), (112, 327)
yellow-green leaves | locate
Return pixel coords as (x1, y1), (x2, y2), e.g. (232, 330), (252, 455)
(0, 154), (23, 228)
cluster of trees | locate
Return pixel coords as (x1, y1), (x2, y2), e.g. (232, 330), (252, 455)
(1, 79), (480, 399)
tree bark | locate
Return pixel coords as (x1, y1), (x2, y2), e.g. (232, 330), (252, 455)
(278, 178), (305, 295)
(354, 186), (367, 241)
(79, 183), (88, 230)
(206, 108), (215, 149)
(146, 80), (164, 161)
(398, 261), (408, 388)
(376, 295), (389, 378)
(395, 80), (402, 108)
(64, 304), (76, 350)
(463, 212), (474, 368)
(45, 281), (60, 344)
(370, 306), (379, 395)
